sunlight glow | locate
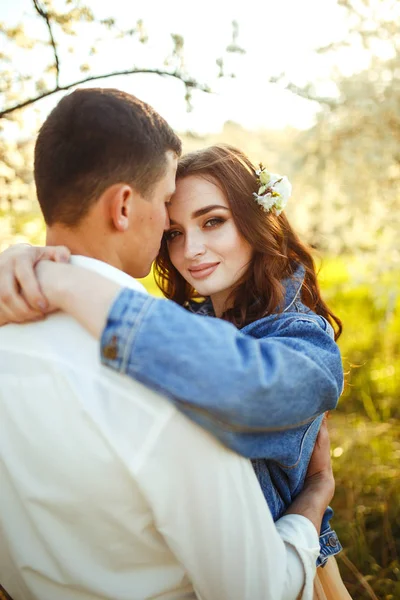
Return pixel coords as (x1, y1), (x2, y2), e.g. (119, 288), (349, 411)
(3, 0), (372, 134)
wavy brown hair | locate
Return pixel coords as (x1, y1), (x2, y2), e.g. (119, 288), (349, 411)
(154, 144), (342, 340)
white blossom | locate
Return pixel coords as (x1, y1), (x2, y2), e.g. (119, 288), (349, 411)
(259, 169), (271, 185)
(253, 169), (292, 215)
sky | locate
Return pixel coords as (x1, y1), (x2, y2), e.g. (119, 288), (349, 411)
(1, 0), (369, 134)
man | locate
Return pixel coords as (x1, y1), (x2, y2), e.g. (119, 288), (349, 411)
(0, 88), (334, 600)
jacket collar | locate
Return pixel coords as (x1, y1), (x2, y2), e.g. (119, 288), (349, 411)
(282, 263), (305, 312)
(188, 263), (306, 317)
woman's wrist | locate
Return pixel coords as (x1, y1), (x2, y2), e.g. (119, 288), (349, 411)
(35, 261), (76, 311)
(36, 261), (123, 339)
(284, 473), (334, 534)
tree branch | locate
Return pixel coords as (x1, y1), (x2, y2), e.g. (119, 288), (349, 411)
(284, 81), (339, 108)
(268, 74), (339, 108)
(32, 0), (60, 87)
(0, 68), (211, 118)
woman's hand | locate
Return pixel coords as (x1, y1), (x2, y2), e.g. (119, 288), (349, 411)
(36, 260), (122, 339)
(285, 416), (335, 533)
(34, 260), (76, 313)
(0, 244), (121, 340)
(0, 244), (70, 325)
(304, 415), (335, 496)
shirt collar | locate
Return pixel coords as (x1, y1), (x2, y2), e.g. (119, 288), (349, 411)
(70, 255), (148, 294)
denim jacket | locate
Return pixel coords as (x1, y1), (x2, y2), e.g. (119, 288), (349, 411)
(100, 265), (343, 566)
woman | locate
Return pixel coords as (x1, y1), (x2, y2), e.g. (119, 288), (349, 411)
(156, 144), (350, 598)
(3, 145), (350, 598)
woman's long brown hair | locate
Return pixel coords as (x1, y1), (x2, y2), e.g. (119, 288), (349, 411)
(154, 144), (342, 340)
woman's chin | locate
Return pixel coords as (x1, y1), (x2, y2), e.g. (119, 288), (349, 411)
(192, 284), (213, 297)
(192, 283), (226, 298)
(184, 272), (230, 299)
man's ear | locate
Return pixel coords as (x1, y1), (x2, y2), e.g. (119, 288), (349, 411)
(106, 184), (135, 232)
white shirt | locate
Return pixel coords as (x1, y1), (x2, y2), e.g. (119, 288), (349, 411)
(0, 256), (319, 600)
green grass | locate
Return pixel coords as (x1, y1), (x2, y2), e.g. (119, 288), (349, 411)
(320, 259), (400, 598)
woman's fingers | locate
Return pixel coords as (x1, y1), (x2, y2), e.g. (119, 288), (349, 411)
(14, 254), (49, 312)
(0, 246), (46, 314)
(0, 244), (70, 323)
(316, 415), (330, 452)
(16, 246), (70, 311)
(0, 269), (43, 323)
(38, 245), (71, 264)
(307, 415), (333, 480)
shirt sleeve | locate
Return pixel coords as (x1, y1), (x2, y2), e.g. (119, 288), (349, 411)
(136, 409), (320, 600)
(100, 289), (343, 438)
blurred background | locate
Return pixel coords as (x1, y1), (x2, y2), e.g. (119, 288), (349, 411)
(1, 1), (399, 597)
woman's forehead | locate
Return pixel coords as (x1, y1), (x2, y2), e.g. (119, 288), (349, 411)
(170, 175), (228, 212)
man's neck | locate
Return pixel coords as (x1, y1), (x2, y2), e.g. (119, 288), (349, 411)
(46, 225), (123, 271)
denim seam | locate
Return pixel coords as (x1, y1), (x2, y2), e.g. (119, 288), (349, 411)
(320, 527), (333, 535)
(120, 296), (156, 374)
(175, 403), (319, 433)
(289, 315), (325, 329)
(283, 282), (302, 312)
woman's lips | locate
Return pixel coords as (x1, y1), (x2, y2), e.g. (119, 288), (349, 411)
(188, 262), (219, 280)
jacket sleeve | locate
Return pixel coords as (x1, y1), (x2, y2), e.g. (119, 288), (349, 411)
(100, 289), (343, 455)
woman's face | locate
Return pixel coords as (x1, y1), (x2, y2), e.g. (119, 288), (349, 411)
(166, 175), (253, 314)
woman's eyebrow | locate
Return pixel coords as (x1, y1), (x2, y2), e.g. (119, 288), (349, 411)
(191, 205), (230, 218)
(169, 204), (230, 226)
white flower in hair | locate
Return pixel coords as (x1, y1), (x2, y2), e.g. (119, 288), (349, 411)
(253, 165), (292, 216)
(259, 169), (271, 186)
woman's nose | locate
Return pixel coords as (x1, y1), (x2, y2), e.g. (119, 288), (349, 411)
(184, 234), (205, 259)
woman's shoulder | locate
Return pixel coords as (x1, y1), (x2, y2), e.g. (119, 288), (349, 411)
(242, 307), (335, 340)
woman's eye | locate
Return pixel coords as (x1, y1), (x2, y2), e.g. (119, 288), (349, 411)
(164, 230), (181, 242)
(204, 217), (225, 228)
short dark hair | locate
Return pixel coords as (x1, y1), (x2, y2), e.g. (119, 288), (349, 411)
(34, 87), (182, 225)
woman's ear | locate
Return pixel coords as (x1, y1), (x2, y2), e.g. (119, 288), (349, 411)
(107, 184), (134, 232)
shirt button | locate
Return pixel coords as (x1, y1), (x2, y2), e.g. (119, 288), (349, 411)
(103, 336), (119, 360)
(328, 535), (338, 547)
